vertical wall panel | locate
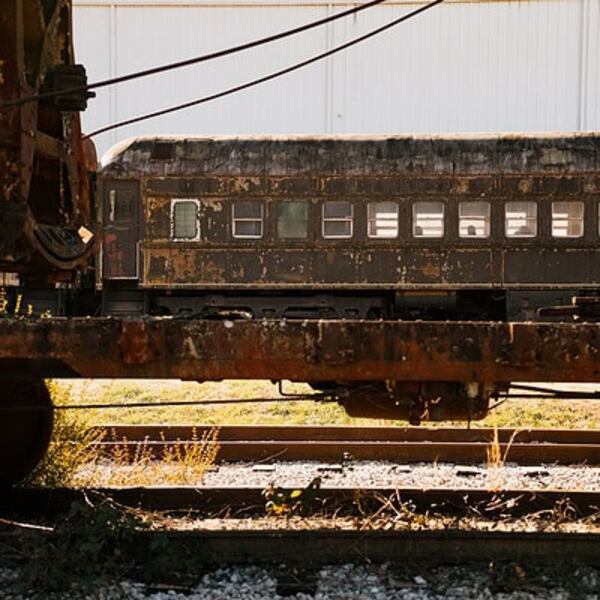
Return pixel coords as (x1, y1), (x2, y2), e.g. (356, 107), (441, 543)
(73, 0), (598, 158)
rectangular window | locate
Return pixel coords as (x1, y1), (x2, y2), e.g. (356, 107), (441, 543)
(277, 202), (309, 239)
(552, 201), (583, 238)
(459, 201), (491, 238)
(322, 201), (353, 239)
(505, 201), (537, 238)
(108, 190), (135, 222)
(368, 201), (399, 238)
(171, 199), (200, 240)
(232, 201), (263, 239)
(412, 202), (444, 238)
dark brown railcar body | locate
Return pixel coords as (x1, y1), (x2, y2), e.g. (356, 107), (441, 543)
(99, 133), (600, 321)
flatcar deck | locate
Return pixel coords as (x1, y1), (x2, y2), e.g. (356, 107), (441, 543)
(0, 317), (598, 382)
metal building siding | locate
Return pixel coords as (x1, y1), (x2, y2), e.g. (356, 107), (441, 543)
(72, 0), (600, 157)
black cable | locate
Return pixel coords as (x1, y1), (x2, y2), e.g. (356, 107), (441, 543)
(0, 0), (388, 111)
(85, 0), (444, 139)
(0, 395), (339, 411)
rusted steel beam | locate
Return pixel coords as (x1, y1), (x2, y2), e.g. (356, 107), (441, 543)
(0, 318), (600, 383)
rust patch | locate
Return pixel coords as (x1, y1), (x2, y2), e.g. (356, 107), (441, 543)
(421, 263), (441, 278)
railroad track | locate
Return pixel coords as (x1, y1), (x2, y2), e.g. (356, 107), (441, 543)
(2, 486), (600, 565)
(4, 486), (599, 517)
(93, 424), (600, 465)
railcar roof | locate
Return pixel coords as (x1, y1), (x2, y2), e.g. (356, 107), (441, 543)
(100, 132), (600, 177)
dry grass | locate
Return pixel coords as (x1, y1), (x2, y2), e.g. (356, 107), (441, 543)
(51, 379), (600, 430)
(74, 428), (220, 487)
(31, 382), (220, 488)
(26, 383), (103, 487)
(485, 426), (520, 469)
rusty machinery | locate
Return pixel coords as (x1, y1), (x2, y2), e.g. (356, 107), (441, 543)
(0, 0), (97, 485)
(0, 0), (97, 278)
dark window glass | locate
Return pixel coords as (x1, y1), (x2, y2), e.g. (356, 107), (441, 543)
(277, 202), (309, 239)
(109, 190), (135, 222)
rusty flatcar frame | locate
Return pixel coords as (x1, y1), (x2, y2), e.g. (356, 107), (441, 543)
(0, 317), (599, 382)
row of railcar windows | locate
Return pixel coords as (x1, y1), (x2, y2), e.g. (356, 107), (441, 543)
(170, 199), (586, 241)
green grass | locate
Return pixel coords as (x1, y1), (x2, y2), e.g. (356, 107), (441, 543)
(51, 379), (600, 429)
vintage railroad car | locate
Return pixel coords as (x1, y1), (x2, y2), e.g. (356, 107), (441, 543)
(99, 133), (600, 323)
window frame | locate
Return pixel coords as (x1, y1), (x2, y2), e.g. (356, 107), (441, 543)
(232, 200), (264, 240)
(458, 201), (491, 239)
(322, 201), (354, 239)
(551, 200), (584, 239)
(170, 198), (201, 242)
(412, 201), (445, 239)
(505, 201), (538, 239)
(367, 201), (399, 239)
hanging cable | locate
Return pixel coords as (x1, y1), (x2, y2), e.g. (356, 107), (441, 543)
(0, 0), (390, 112)
(85, 0), (444, 139)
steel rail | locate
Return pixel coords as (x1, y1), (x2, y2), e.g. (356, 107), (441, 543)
(0, 525), (598, 567)
(2, 487), (599, 517)
(128, 529), (600, 566)
(93, 425), (600, 465)
(98, 424), (600, 443)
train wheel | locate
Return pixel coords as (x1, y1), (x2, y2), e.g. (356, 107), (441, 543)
(0, 379), (54, 486)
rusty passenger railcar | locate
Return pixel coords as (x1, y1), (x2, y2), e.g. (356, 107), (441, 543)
(99, 133), (600, 322)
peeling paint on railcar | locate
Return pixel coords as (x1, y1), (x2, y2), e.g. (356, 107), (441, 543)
(100, 135), (600, 291)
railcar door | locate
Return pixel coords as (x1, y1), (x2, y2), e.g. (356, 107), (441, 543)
(102, 180), (140, 279)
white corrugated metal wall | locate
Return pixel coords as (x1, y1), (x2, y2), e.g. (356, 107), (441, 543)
(73, 0), (600, 158)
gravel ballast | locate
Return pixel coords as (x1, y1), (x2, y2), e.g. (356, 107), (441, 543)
(82, 460), (600, 491)
(199, 461), (600, 491)
(2, 563), (599, 599)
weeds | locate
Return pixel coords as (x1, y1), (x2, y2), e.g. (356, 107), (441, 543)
(27, 383), (220, 487)
(485, 425), (520, 469)
(75, 427), (220, 487)
(2, 499), (145, 594)
(25, 382), (102, 488)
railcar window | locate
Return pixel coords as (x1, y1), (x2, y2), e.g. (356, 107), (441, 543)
(412, 202), (444, 238)
(505, 201), (537, 238)
(552, 201), (583, 238)
(322, 201), (353, 238)
(108, 190), (135, 222)
(368, 202), (399, 238)
(232, 201), (263, 238)
(459, 201), (490, 238)
(171, 199), (200, 240)
(277, 202), (309, 239)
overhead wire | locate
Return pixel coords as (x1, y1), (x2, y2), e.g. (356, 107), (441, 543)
(85, 0), (444, 138)
(0, 0), (389, 111)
